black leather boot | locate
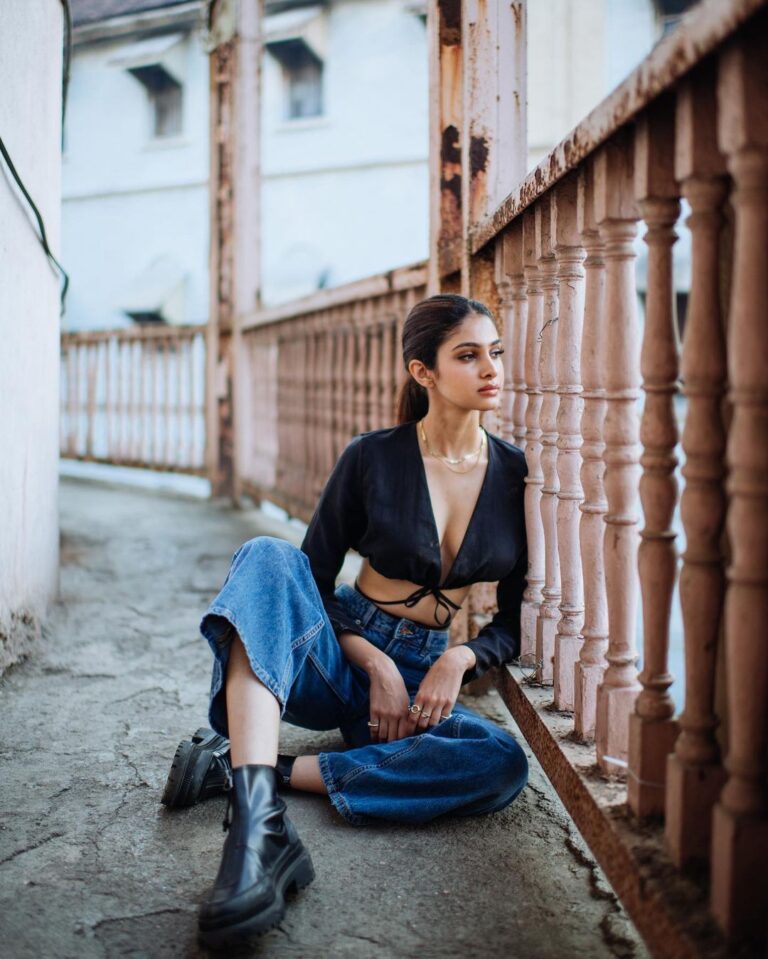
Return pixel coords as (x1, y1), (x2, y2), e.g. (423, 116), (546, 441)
(161, 728), (296, 808)
(197, 764), (315, 947)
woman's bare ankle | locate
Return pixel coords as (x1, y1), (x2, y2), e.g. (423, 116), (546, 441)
(289, 756), (327, 794)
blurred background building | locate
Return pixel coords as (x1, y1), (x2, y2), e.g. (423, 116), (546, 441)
(63, 0), (694, 331)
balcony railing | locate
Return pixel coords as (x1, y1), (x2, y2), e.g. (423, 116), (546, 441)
(60, 325), (207, 474)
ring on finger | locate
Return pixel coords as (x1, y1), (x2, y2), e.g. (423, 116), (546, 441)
(408, 703), (422, 715)
(367, 721), (380, 728)
(421, 712), (432, 720)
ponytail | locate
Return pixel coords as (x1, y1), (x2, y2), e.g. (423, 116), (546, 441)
(397, 378), (429, 424)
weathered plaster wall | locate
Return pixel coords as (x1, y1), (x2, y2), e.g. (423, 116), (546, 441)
(0, 1), (62, 671)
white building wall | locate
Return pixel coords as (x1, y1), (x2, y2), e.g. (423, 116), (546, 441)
(62, 28), (210, 330)
(527, 0), (657, 171)
(0, 0), (62, 670)
(262, 0), (430, 303)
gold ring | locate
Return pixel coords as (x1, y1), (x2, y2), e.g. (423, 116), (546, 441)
(421, 712), (432, 720)
(408, 703), (422, 715)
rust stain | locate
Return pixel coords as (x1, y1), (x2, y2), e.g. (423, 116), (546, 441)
(441, 173), (462, 206)
(440, 0), (461, 46)
(470, 134), (489, 179)
(441, 124), (461, 165)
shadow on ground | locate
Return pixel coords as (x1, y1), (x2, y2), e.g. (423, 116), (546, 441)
(0, 478), (649, 959)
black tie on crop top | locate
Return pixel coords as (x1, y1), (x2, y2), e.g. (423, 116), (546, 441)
(353, 578), (463, 628)
(300, 421), (528, 683)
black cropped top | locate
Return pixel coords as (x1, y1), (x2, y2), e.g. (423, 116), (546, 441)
(300, 421), (528, 683)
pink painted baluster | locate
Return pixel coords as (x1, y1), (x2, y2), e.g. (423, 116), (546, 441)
(628, 100), (682, 818)
(574, 163), (609, 741)
(520, 211), (545, 661)
(536, 197), (561, 685)
(498, 220), (527, 449)
(710, 35), (768, 939)
(594, 134), (642, 775)
(552, 177), (586, 711)
(666, 66), (728, 868)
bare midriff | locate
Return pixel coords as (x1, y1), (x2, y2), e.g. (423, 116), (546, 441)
(355, 557), (470, 630)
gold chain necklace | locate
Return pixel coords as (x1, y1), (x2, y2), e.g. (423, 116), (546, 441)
(419, 420), (486, 473)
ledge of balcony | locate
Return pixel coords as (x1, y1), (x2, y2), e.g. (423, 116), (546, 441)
(497, 667), (750, 959)
(243, 260), (427, 331)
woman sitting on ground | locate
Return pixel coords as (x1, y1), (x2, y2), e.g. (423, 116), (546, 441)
(161, 293), (529, 948)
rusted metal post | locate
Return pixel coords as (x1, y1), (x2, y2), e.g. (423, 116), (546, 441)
(206, 0), (262, 501)
(429, 1), (526, 294)
(461, 0), (526, 298)
(428, 0), (464, 289)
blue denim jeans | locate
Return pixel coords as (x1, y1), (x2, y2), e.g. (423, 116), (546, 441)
(200, 536), (528, 825)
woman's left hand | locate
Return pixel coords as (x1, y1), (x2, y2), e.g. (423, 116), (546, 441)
(407, 644), (477, 732)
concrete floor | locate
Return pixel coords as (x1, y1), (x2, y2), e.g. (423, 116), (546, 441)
(0, 477), (649, 959)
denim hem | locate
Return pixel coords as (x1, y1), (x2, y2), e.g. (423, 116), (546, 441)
(318, 752), (369, 826)
(202, 604), (289, 718)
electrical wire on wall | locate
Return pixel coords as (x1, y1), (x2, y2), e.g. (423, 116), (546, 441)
(0, 0), (72, 315)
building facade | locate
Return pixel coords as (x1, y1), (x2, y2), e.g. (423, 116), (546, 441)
(62, 0), (682, 331)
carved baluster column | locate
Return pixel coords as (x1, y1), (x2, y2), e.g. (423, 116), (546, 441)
(353, 310), (367, 436)
(711, 34), (768, 939)
(628, 101), (681, 817)
(496, 277), (515, 443)
(553, 177), (586, 710)
(536, 197), (561, 685)
(331, 321), (345, 458)
(520, 210), (545, 660)
(594, 135), (642, 775)
(574, 163), (609, 740)
(368, 319), (382, 430)
(665, 67), (728, 867)
(498, 221), (527, 449)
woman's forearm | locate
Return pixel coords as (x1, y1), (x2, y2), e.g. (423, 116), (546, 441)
(337, 630), (392, 676)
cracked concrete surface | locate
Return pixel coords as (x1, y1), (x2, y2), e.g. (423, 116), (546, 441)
(0, 478), (649, 959)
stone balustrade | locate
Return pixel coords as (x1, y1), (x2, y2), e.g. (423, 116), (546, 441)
(60, 325), (206, 474)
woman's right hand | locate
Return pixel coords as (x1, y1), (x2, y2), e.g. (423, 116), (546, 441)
(366, 656), (412, 743)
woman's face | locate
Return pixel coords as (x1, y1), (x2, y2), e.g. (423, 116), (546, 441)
(428, 312), (505, 413)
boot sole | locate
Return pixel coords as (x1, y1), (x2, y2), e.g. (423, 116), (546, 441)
(197, 845), (316, 948)
(160, 727), (229, 809)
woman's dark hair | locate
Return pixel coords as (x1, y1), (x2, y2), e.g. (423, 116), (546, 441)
(396, 293), (497, 424)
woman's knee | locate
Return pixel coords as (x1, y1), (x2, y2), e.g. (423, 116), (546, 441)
(237, 535), (301, 561)
(231, 536), (305, 577)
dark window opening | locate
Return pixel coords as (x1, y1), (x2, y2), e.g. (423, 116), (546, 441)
(126, 310), (166, 325)
(655, 0), (700, 36)
(267, 39), (324, 120)
(129, 64), (183, 138)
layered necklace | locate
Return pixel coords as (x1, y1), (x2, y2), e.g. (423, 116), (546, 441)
(419, 419), (487, 473)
